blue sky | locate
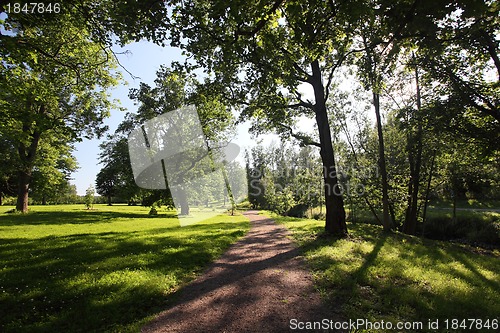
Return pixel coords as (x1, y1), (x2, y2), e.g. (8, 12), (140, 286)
(71, 40), (275, 195)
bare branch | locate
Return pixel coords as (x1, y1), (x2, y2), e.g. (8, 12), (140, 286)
(109, 48), (141, 80)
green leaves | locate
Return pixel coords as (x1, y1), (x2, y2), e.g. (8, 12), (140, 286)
(0, 6), (121, 211)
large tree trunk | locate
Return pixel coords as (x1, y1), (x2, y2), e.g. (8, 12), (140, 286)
(15, 127), (40, 213)
(16, 169), (31, 213)
(107, 194), (112, 206)
(311, 60), (348, 237)
(373, 92), (393, 232)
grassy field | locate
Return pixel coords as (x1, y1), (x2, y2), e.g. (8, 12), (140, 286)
(265, 212), (500, 332)
(0, 204), (249, 332)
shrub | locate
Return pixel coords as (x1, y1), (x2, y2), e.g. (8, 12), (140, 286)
(287, 204), (309, 218)
(423, 212), (500, 246)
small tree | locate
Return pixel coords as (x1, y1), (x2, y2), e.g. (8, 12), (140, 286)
(84, 185), (95, 210)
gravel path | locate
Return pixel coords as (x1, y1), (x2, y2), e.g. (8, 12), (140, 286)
(142, 210), (339, 333)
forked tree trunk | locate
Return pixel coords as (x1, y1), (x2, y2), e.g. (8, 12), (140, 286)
(311, 60), (348, 237)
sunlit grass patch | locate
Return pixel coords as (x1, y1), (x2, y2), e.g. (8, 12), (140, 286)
(0, 204), (249, 332)
(266, 212), (500, 332)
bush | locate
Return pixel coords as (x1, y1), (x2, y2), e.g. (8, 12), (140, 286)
(236, 200), (252, 210)
(423, 212), (500, 246)
(287, 204), (309, 218)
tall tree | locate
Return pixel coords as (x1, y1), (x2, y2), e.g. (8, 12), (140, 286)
(98, 66), (234, 213)
(108, 0), (374, 236)
(0, 10), (120, 212)
(97, 136), (142, 205)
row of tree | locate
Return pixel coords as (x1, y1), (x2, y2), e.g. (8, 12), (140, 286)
(0, 3), (120, 211)
(2, 1), (499, 239)
(95, 66), (247, 213)
(245, 83), (500, 236)
(97, 0), (498, 236)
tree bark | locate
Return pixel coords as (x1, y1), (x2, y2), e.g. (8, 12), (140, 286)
(311, 60), (347, 237)
(422, 150), (437, 237)
(16, 169), (31, 213)
(15, 127), (41, 213)
(107, 194), (112, 206)
(178, 187), (190, 215)
(373, 92), (393, 232)
(403, 59), (423, 235)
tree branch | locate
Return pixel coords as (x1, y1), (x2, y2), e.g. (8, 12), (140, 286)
(279, 47), (312, 82)
(233, 0), (284, 42)
(277, 123), (321, 147)
(480, 29), (500, 81)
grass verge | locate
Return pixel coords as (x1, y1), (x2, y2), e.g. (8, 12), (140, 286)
(264, 211), (500, 332)
(0, 204), (249, 332)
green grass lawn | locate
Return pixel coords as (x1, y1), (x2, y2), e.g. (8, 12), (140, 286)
(265, 212), (500, 333)
(0, 204), (249, 333)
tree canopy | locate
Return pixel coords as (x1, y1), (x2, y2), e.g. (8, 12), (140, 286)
(77, 0), (500, 235)
(0, 7), (120, 212)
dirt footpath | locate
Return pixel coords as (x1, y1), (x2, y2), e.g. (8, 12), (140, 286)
(142, 210), (339, 333)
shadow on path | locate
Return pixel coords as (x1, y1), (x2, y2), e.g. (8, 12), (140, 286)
(142, 210), (340, 333)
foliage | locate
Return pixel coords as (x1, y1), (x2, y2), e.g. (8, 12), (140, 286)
(245, 141), (323, 216)
(0, 135), (18, 204)
(0, 8), (120, 212)
(96, 65), (235, 212)
(0, 204), (249, 332)
(84, 185), (95, 209)
(416, 0), (500, 129)
(96, 137), (139, 204)
(29, 140), (78, 205)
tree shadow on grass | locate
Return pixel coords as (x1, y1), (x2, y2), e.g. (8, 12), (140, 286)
(0, 220), (248, 332)
(0, 210), (178, 226)
(293, 224), (500, 331)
